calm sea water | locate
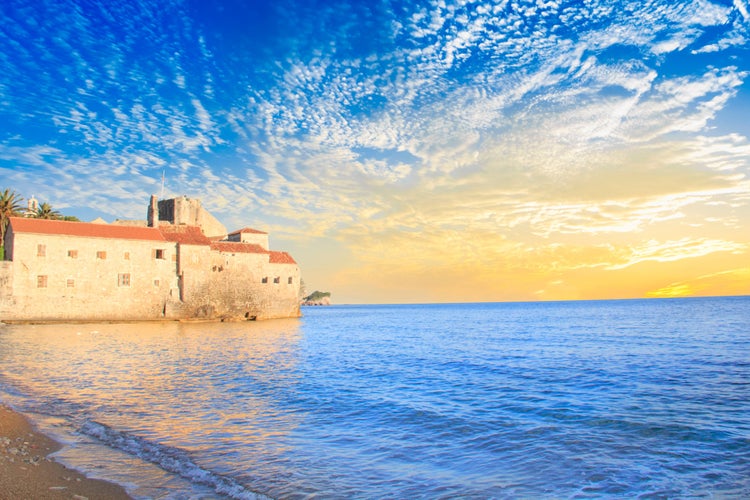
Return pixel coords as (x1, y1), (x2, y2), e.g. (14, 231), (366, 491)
(1, 297), (749, 498)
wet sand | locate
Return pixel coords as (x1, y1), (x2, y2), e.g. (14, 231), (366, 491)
(0, 405), (131, 500)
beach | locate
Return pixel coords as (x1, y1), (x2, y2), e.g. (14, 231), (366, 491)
(0, 405), (131, 500)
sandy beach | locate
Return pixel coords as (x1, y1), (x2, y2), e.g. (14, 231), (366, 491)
(0, 404), (131, 500)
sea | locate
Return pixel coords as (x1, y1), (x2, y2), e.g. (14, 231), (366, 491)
(1, 296), (749, 499)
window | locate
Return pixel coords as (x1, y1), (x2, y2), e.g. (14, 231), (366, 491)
(37, 244), (46, 257)
(155, 249), (164, 259)
(153, 279), (160, 287)
(288, 277), (293, 284)
(124, 252), (130, 260)
(97, 251), (107, 260)
(262, 277), (268, 284)
(67, 250), (78, 258)
(37, 275), (48, 288)
(273, 277), (280, 284)
(118, 273), (131, 287)
(66, 279), (75, 288)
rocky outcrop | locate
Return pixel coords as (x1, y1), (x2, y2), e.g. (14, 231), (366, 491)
(302, 291), (331, 306)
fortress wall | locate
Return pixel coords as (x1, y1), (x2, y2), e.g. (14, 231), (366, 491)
(0, 261), (14, 318)
(173, 244), (214, 316)
(176, 247), (300, 320)
(5, 233), (179, 321)
(227, 232), (269, 250)
(0, 261), (12, 294)
(258, 262), (302, 319)
(194, 205), (227, 239)
(158, 197), (227, 239)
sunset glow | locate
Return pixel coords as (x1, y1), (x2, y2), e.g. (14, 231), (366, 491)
(1, 0), (748, 303)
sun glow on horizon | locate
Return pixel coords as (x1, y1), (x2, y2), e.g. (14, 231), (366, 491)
(1, 0), (749, 303)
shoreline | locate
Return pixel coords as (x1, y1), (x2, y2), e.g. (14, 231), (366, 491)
(0, 404), (132, 499)
(1, 314), (304, 325)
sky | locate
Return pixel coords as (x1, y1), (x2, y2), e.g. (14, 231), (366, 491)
(1, 0), (749, 304)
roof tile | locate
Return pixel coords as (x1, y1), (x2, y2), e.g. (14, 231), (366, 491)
(228, 227), (267, 235)
(159, 225), (211, 245)
(269, 251), (296, 264)
(8, 217), (166, 242)
(210, 241), (269, 254)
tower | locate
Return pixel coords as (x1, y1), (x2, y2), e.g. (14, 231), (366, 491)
(25, 196), (38, 217)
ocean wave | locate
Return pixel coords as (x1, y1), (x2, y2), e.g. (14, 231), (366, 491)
(80, 420), (271, 500)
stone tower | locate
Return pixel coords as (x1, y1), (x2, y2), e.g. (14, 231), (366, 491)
(146, 195), (227, 239)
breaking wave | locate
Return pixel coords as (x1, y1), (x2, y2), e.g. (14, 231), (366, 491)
(80, 420), (270, 500)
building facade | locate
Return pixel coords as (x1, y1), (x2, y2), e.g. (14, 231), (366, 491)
(0, 196), (301, 322)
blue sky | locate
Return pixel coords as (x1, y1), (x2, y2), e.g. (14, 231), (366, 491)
(1, 0), (749, 303)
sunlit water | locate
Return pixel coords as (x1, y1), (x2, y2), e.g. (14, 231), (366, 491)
(1, 297), (749, 498)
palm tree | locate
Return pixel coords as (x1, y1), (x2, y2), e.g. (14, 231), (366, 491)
(0, 188), (24, 245)
(36, 202), (61, 220)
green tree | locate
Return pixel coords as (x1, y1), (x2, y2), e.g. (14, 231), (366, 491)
(0, 188), (24, 245)
(36, 202), (61, 220)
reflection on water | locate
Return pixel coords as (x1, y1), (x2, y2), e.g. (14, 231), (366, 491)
(0, 320), (303, 498)
(2, 299), (749, 499)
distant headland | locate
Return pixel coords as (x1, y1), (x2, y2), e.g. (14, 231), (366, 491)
(302, 291), (332, 306)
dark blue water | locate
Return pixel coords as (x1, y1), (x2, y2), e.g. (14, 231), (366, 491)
(1, 297), (749, 498)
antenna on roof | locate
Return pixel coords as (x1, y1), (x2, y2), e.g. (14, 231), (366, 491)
(160, 170), (165, 199)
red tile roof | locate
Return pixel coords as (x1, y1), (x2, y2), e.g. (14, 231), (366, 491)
(8, 217), (298, 264)
(159, 225), (211, 245)
(210, 241), (269, 254)
(8, 217), (167, 242)
(209, 243), (297, 264)
(228, 227), (267, 235)
(269, 251), (297, 264)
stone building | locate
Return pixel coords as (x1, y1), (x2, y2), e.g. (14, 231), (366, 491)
(0, 196), (301, 322)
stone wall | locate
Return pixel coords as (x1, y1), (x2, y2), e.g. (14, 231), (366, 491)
(0, 261), (13, 317)
(156, 197), (227, 239)
(177, 245), (300, 320)
(227, 231), (269, 250)
(3, 231), (179, 321)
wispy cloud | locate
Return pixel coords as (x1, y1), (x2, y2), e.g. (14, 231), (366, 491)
(603, 238), (747, 271)
(1, 0), (748, 300)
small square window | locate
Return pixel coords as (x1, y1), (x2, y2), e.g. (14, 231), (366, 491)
(155, 249), (164, 259)
(37, 244), (46, 257)
(262, 277), (268, 284)
(97, 251), (107, 260)
(288, 277), (293, 284)
(37, 275), (48, 288)
(153, 279), (160, 287)
(118, 273), (131, 287)
(124, 252), (130, 260)
(273, 277), (280, 284)
(68, 250), (78, 258)
(66, 279), (75, 288)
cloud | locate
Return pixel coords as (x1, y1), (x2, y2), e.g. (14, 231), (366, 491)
(603, 238), (747, 271)
(1, 0), (749, 301)
(734, 0), (750, 20)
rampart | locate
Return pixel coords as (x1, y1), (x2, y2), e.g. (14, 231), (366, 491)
(0, 197), (301, 322)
